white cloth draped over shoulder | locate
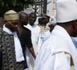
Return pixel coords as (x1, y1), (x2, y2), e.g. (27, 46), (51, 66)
(3, 24), (24, 62)
(34, 25), (77, 70)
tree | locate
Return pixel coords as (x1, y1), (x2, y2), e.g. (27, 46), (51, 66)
(0, 0), (35, 17)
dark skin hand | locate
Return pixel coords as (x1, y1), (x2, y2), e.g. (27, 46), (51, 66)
(29, 47), (36, 59)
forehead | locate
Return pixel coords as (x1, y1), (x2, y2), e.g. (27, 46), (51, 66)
(9, 20), (19, 22)
(7, 20), (19, 24)
(20, 13), (28, 17)
(30, 13), (36, 17)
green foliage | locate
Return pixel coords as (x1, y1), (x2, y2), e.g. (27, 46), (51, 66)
(0, 0), (35, 17)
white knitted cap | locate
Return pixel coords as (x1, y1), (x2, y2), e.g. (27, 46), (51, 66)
(56, 0), (77, 23)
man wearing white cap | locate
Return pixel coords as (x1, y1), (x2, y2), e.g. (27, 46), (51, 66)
(34, 0), (77, 70)
(0, 10), (24, 70)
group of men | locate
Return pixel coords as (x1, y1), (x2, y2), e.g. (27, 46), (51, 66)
(1, 0), (77, 70)
(0, 10), (37, 70)
(0, 8), (50, 70)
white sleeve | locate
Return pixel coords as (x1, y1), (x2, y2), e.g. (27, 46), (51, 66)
(54, 52), (71, 70)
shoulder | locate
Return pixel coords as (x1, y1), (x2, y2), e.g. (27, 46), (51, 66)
(23, 27), (31, 35)
(23, 27), (31, 32)
(0, 29), (9, 35)
(34, 24), (41, 31)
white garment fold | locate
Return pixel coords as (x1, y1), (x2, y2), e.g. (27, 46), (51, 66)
(3, 24), (24, 62)
(37, 30), (50, 53)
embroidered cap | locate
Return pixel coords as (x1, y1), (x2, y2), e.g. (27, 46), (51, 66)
(4, 10), (19, 20)
(56, 0), (77, 23)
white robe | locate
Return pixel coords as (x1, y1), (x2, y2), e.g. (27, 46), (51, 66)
(34, 25), (77, 70)
(37, 30), (50, 53)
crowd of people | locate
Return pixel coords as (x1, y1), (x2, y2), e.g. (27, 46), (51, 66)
(0, 0), (77, 70)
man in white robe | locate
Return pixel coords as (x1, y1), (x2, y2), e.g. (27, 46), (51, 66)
(34, 0), (77, 70)
(24, 12), (40, 70)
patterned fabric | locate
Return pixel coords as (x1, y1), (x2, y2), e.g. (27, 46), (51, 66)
(0, 29), (24, 70)
(0, 29), (2, 70)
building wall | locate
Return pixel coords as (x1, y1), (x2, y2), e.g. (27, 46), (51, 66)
(52, 0), (56, 17)
(47, 0), (56, 18)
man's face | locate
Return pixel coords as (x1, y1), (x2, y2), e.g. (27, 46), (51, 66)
(29, 14), (36, 26)
(5, 20), (19, 32)
(19, 13), (28, 25)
